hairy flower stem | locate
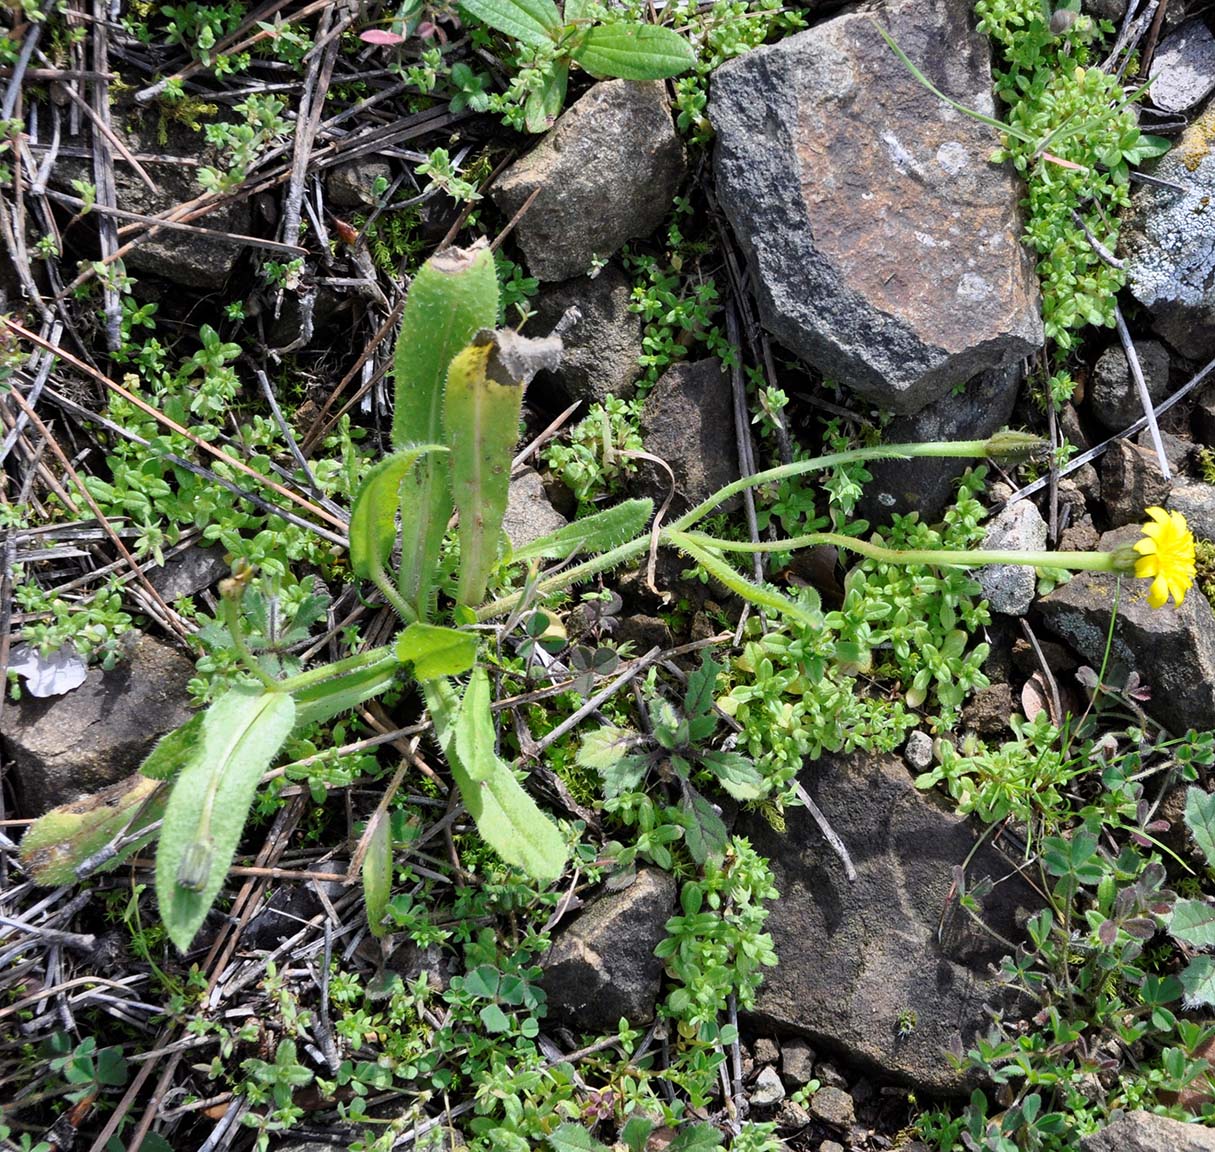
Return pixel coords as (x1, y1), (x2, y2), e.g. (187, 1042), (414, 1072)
(475, 439), (1013, 621)
(682, 531), (1136, 575)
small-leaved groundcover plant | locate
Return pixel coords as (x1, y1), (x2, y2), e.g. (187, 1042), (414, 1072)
(18, 239), (1199, 958)
(456, 0), (697, 131)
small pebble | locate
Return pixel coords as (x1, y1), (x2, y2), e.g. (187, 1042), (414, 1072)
(904, 730), (933, 771)
(815, 1061), (848, 1090)
(810, 1085), (856, 1128)
(754, 1037), (780, 1064)
(819, 1142), (846, 1152)
(775, 1100), (811, 1130)
(781, 1037), (817, 1086)
(751, 1065), (786, 1106)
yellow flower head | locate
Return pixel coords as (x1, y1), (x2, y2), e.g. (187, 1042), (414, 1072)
(1133, 507), (1196, 609)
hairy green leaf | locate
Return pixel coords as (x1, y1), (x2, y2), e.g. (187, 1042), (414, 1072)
(1170, 899), (1215, 949)
(396, 623), (478, 680)
(363, 813), (392, 937)
(393, 242), (499, 614)
(140, 712), (205, 781)
(571, 23), (696, 80)
(291, 649), (403, 727)
(454, 667), (497, 783)
(1185, 785), (1215, 871)
(524, 59), (568, 132)
(156, 688), (296, 952)
(546, 1123), (611, 1152)
(683, 652), (720, 722)
(699, 749), (765, 801)
(19, 773), (166, 886)
(681, 786), (727, 866)
(349, 446), (445, 581)
(511, 499), (653, 563)
(446, 329), (561, 607)
(667, 1123), (725, 1151)
(424, 678), (568, 883)
(460, 0), (562, 45)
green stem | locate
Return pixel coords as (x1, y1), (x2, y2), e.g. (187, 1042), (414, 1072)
(668, 440), (994, 534)
(371, 556), (417, 625)
(223, 594), (282, 691)
(681, 530), (1126, 574)
(474, 440), (1004, 621)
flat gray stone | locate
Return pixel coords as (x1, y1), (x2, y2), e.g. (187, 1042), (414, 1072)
(4, 633), (195, 816)
(709, 0), (1041, 414)
(1039, 525), (1215, 734)
(492, 82), (685, 282)
(809, 1086), (855, 1129)
(978, 500), (1048, 615)
(640, 359), (740, 512)
(541, 867), (675, 1031)
(740, 753), (1040, 1091)
(503, 469), (567, 551)
(750, 1065), (786, 1106)
(1080, 1111), (1215, 1152)
(1150, 19), (1215, 114)
(1168, 482), (1215, 541)
(1089, 341), (1171, 432)
(858, 362), (1020, 524)
(1099, 440), (1170, 528)
(531, 266), (643, 403)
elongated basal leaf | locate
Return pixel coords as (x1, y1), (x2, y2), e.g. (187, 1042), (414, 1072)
(423, 678), (568, 883)
(291, 648), (404, 728)
(571, 23), (696, 80)
(454, 668), (497, 783)
(363, 813), (393, 938)
(156, 687), (296, 952)
(446, 328), (561, 607)
(511, 498), (653, 563)
(393, 242), (499, 615)
(20, 772), (167, 886)
(460, 0), (562, 46)
(348, 445), (445, 581)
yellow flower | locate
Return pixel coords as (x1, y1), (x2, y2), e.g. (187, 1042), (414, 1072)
(1133, 507), (1196, 609)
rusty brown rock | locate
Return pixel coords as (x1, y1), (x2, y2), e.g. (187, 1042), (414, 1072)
(709, 0), (1042, 414)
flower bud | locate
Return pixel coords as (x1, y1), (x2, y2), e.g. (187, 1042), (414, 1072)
(176, 839), (214, 892)
(983, 430), (1050, 464)
(1108, 546), (1140, 575)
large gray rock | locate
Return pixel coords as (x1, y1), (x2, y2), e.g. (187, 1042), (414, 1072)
(1039, 525), (1215, 734)
(542, 867), (675, 1031)
(739, 754), (1040, 1091)
(978, 499), (1048, 616)
(4, 634), (195, 817)
(1124, 102), (1215, 360)
(531, 266), (643, 403)
(492, 82), (685, 282)
(1089, 341), (1171, 432)
(640, 359), (740, 512)
(709, 0), (1041, 414)
(859, 362), (1021, 524)
(1080, 1111), (1215, 1152)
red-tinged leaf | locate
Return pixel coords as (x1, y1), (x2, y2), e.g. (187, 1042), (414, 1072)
(361, 28), (407, 44)
(1098, 919), (1117, 946)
